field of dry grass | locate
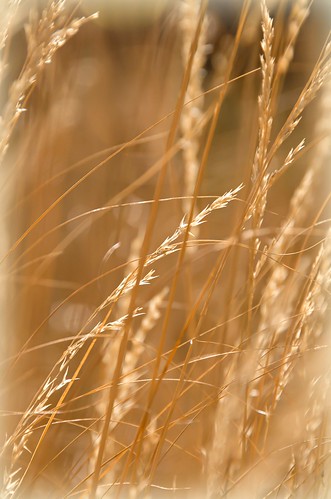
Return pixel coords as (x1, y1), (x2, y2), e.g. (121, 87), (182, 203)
(0, 0), (330, 497)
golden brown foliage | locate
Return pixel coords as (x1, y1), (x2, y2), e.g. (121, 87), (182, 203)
(0, 0), (330, 497)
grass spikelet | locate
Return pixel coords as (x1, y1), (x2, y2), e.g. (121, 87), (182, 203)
(179, 0), (208, 214)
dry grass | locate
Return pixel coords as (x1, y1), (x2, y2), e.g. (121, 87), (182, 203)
(0, 0), (330, 497)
